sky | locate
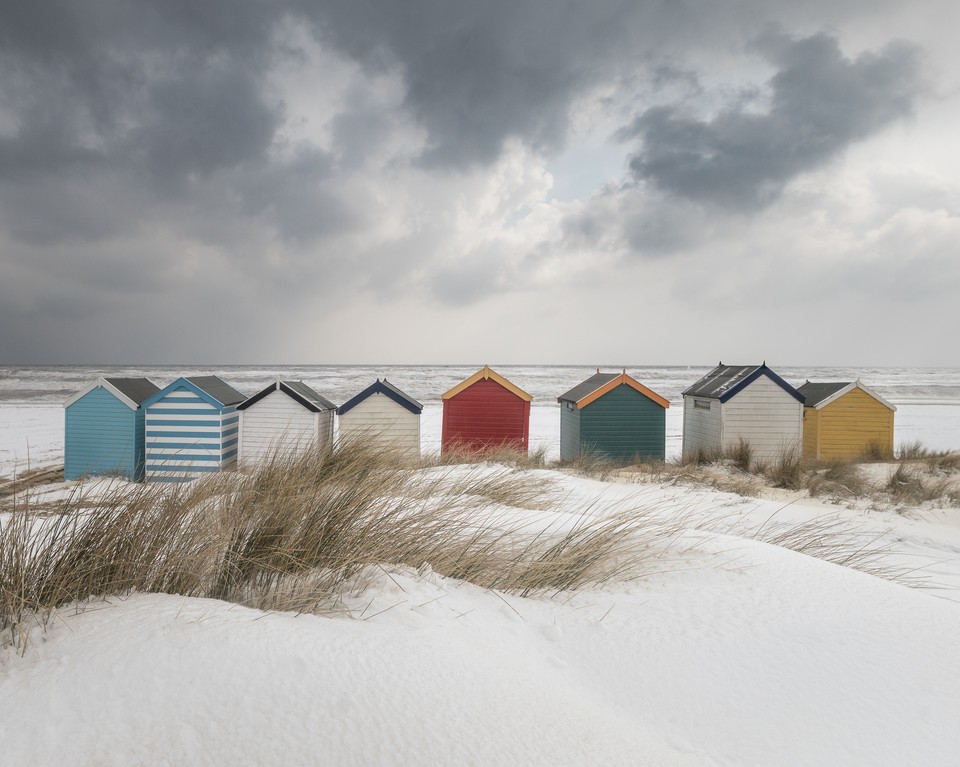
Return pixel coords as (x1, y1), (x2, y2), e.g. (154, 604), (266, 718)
(1, 1), (958, 367)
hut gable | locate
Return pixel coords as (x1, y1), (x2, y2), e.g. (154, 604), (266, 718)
(337, 379), (423, 416)
(682, 363), (804, 461)
(442, 365), (532, 403)
(683, 364), (804, 404)
(441, 366), (532, 453)
(797, 381), (895, 412)
(64, 377), (161, 481)
(239, 381), (336, 413)
(559, 371), (670, 410)
(558, 371), (669, 463)
(337, 379), (422, 456)
(798, 380), (896, 460)
(237, 381), (336, 467)
(142, 376), (246, 482)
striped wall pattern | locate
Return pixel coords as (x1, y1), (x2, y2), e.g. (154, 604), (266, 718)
(145, 385), (239, 482)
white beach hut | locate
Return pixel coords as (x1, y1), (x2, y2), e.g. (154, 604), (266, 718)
(337, 379), (422, 456)
(681, 363), (804, 462)
(237, 380), (336, 468)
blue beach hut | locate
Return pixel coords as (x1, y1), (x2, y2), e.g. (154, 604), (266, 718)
(142, 376), (246, 482)
(64, 377), (161, 481)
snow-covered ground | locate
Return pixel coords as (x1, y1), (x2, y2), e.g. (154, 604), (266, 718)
(3, 405), (960, 765)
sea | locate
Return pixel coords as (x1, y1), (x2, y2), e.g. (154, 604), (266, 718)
(2, 364), (959, 476)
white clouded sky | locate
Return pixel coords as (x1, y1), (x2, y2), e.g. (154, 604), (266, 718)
(0, 1), (957, 366)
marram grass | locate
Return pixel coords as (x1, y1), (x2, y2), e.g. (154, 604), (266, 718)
(1, 438), (946, 651)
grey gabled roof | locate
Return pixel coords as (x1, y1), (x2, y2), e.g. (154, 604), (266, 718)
(283, 381), (336, 411)
(682, 364), (804, 404)
(187, 376), (246, 406)
(103, 377), (161, 406)
(796, 382), (851, 409)
(237, 380), (336, 412)
(558, 372), (619, 404)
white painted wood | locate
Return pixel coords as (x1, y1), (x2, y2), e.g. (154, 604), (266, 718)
(338, 393), (420, 455)
(239, 389), (333, 468)
(719, 376), (803, 460)
(681, 396), (722, 457)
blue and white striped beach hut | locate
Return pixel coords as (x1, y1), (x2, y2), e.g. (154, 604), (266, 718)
(64, 377), (161, 481)
(142, 376), (246, 482)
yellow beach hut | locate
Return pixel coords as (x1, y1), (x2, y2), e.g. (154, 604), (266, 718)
(796, 380), (896, 460)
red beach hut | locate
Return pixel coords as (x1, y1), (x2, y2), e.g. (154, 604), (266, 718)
(441, 365), (532, 454)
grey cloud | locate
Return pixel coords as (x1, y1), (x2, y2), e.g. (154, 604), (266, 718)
(625, 32), (922, 209)
(0, 2), (291, 239)
(430, 254), (507, 305)
(305, 0), (716, 168)
(0, 1), (947, 365)
(131, 66), (283, 189)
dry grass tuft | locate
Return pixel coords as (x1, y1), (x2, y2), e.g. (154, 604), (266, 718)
(859, 440), (892, 462)
(748, 515), (924, 586)
(762, 448), (806, 490)
(896, 441), (928, 461)
(434, 442), (548, 471)
(563, 449), (618, 480)
(4, 436), (953, 652)
(806, 459), (868, 499)
(680, 446), (722, 467)
(0, 439), (681, 650)
(884, 463), (954, 506)
(724, 438), (754, 473)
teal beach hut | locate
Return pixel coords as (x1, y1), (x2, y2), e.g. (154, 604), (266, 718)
(558, 371), (670, 463)
(143, 376), (246, 482)
(64, 377), (161, 481)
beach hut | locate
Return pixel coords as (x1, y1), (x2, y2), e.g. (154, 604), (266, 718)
(64, 377), (161, 481)
(337, 379), (423, 456)
(682, 363), (804, 462)
(441, 365), (532, 454)
(142, 376), (246, 482)
(237, 380), (336, 468)
(558, 371), (670, 463)
(797, 380), (896, 461)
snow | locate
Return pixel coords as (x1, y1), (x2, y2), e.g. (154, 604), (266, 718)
(4, 532), (960, 766)
(0, 404), (62, 478)
(3, 402), (960, 765)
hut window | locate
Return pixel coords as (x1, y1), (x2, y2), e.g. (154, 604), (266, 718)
(694, 399), (711, 411)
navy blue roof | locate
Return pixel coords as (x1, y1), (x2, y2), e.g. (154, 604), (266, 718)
(682, 364), (804, 404)
(337, 379), (423, 416)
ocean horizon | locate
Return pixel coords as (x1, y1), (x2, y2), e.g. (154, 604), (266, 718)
(2, 363), (959, 475)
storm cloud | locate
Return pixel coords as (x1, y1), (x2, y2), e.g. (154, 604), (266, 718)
(624, 32), (922, 209)
(0, 1), (955, 365)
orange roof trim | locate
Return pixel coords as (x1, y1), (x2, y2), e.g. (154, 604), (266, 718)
(441, 365), (533, 401)
(577, 372), (670, 409)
